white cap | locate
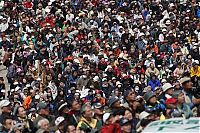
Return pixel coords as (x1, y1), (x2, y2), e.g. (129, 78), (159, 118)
(139, 32), (145, 37)
(116, 81), (122, 86)
(55, 116), (65, 126)
(139, 111), (150, 120)
(36, 78), (42, 81)
(147, 54), (152, 58)
(102, 78), (107, 82)
(93, 76), (99, 82)
(13, 81), (19, 85)
(180, 77), (190, 84)
(74, 59), (80, 64)
(162, 28), (167, 32)
(0, 100), (10, 108)
(35, 95), (40, 100)
(112, 45), (118, 49)
(161, 79), (167, 83)
(162, 83), (173, 92)
(165, 20), (171, 25)
(15, 86), (21, 92)
(103, 113), (111, 123)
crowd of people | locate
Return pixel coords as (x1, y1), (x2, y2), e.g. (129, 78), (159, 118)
(0, 0), (200, 133)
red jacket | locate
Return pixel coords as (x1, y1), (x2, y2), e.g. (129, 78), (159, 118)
(101, 123), (121, 133)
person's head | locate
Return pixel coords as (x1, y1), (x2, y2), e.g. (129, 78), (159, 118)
(0, 100), (12, 114)
(55, 116), (65, 131)
(69, 99), (81, 111)
(66, 125), (76, 133)
(180, 77), (193, 91)
(162, 83), (174, 95)
(37, 119), (49, 131)
(144, 91), (157, 105)
(103, 112), (114, 124)
(0, 77), (4, 84)
(93, 103), (104, 116)
(2, 116), (13, 130)
(124, 90), (136, 102)
(124, 109), (133, 120)
(109, 97), (121, 108)
(81, 104), (93, 120)
(17, 106), (26, 118)
(120, 118), (132, 133)
(37, 102), (49, 116)
(173, 90), (185, 104)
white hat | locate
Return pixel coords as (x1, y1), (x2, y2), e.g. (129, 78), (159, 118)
(74, 59), (80, 64)
(55, 116), (65, 126)
(169, 3), (175, 7)
(112, 45), (118, 49)
(169, 30), (173, 34)
(36, 78), (42, 81)
(165, 20), (171, 25)
(26, 84), (31, 88)
(161, 79), (167, 83)
(162, 83), (173, 92)
(103, 113), (111, 123)
(147, 54), (152, 58)
(139, 111), (150, 120)
(102, 78), (107, 82)
(15, 86), (21, 92)
(35, 95), (40, 100)
(45, 8), (51, 13)
(93, 76), (99, 82)
(116, 81), (122, 86)
(1, 89), (5, 93)
(55, 60), (62, 64)
(180, 77), (190, 84)
(139, 32), (145, 37)
(13, 81), (19, 85)
(0, 100), (10, 108)
(162, 28), (167, 32)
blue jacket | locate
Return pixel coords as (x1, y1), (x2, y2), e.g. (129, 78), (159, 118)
(148, 79), (161, 91)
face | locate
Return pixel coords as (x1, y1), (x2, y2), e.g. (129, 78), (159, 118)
(149, 96), (157, 104)
(113, 100), (121, 108)
(2, 105), (12, 113)
(40, 108), (49, 116)
(18, 107), (26, 118)
(41, 120), (49, 131)
(124, 110), (133, 120)
(121, 123), (131, 133)
(127, 91), (136, 101)
(177, 92), (185, 104)
(72, 101), (81, 111)
(183, 81), (193, 90)
(166, 88), (173, 95)
(67, 125), (76, 133)
(4, 119), (13, 130)
(83, 106), (93, 119)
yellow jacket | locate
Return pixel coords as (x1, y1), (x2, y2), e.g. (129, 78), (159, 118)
(190, 66), (200, 77)
(77, 117), (97, 129)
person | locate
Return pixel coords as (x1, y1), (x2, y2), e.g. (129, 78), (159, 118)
(36, 118), (50, 133)
(65, 124), (76, 133)
(180, 77), (200, 106)
(120, 118), (132, 133)
(33, 102), (56, 132)
(55, 116), (65, 133)
(1, 116), (14, 133)
(0, 99), (12, 124)
(101, 112), (121, 133)
(171, 90), (193, 119)
(77, 104), (100, 132)
(13, 106), (35, 132)
(144, 91), (166, 118)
